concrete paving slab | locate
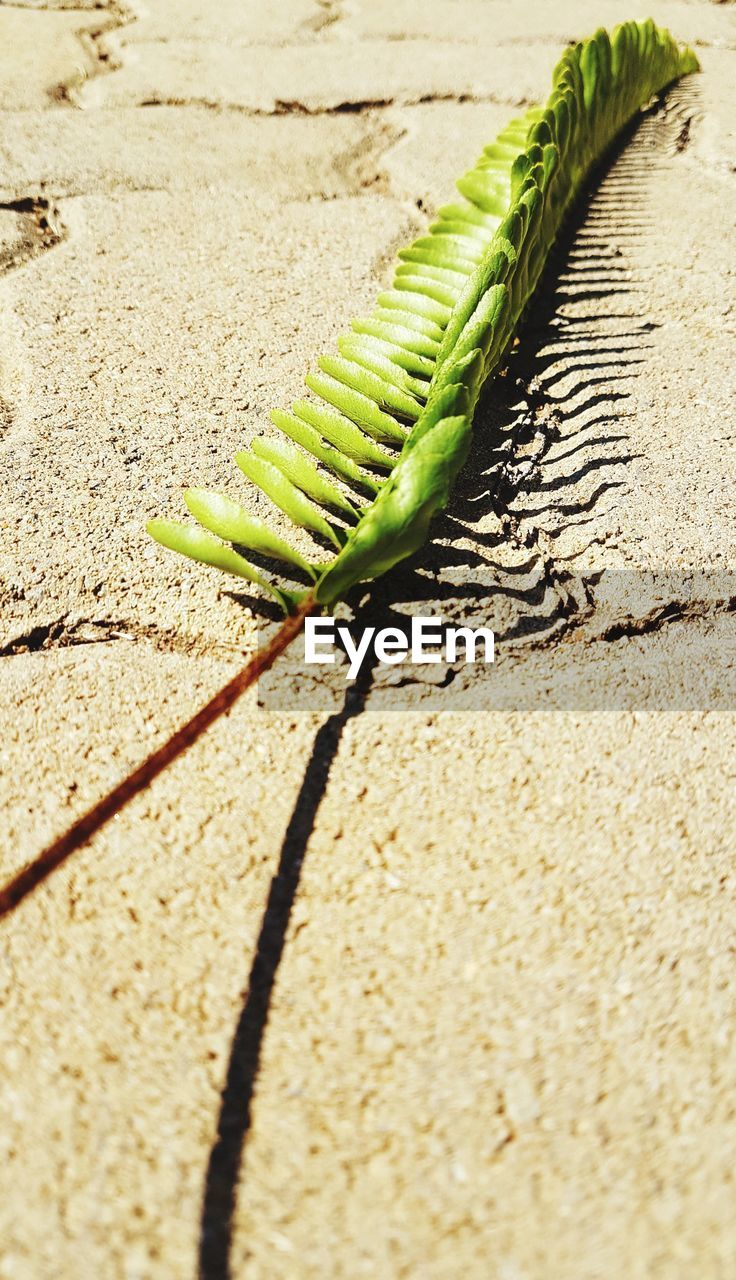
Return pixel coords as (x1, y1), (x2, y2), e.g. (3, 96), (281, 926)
(234, 687), (736, 1280)
(342, 0), (736, 48)
(382, 101), (516, 210)
(1, 2), (735, 1278)
(0, 191), (416, 646)
(503, 99), (736, 575)
(0, 642), (324, 1279)
(126, 0), (326, 45)
(0, 8), (103, 107)
(0, 108), (399, 201)
(78, 38), (562, 112)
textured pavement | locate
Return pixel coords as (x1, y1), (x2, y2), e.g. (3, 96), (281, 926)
(1, 2), (735, 1277)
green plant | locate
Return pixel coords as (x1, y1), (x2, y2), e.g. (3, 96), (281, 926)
(148, 22), (698, 613)
(0, 22), (702, 915)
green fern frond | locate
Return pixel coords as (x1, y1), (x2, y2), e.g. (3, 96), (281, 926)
(148, 21), (699, 613)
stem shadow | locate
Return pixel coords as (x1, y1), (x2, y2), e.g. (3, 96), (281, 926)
(198, 647), (376, 1279)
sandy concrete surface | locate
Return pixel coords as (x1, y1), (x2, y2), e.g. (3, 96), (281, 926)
(1, 1), (735, 1277)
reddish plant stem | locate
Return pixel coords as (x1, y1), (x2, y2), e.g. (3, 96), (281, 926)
(0, 595), (317, 920)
